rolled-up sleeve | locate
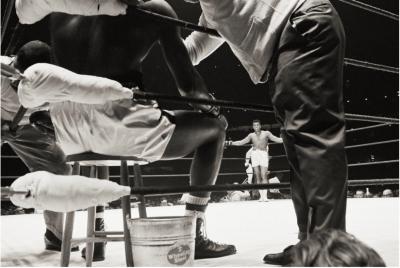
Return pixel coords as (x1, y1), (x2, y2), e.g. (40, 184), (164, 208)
(184, 13), (225, 65)
(18, 63), (133, 108)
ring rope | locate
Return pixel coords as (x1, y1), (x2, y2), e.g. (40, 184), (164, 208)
(345, 139), (398, 149)
(0, 159), (396, 181)
(118, 177), (400, 197)
(0, 155), (289, 161)
(133, 91), (275, 113)
(348, 159), (398, 167)
(1, 178), (397, 200)
(4, 139), (395, 161)
(4, 23), (24, 56)
(344, 58), (399, 74)
(346, 123), (391, 133)
(129, 178), (399, 195)
(225, 143), (282, 147)
(1, 0), (15, 39)
(336, 0), (399, 21)
(139, 91), (398, 124)
(344, 113), (399, 124)
(133, 91), (399, 124)
(135, 7), (220, 37)
(223, 138), (398, 150)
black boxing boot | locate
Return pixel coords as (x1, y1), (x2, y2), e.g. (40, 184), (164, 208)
(263, 245), (294, 265)
(194, 218), (236, 259)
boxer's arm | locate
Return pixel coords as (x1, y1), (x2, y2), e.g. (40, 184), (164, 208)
(184, 14), (225, 65)
(228, 134), (251, 146)
(266, 131), (283, 143)
(158, 6), (217, 113)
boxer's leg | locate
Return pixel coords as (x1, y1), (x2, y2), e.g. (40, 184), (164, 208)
(161, 111), (236, 259)
(260, 165), (269, 201)
(162, 111), (225, 196)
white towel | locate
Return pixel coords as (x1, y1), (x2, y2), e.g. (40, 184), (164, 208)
(18, 63), (133, 108)
(16, 0), (127, 24)
(10, 171), (131, 212)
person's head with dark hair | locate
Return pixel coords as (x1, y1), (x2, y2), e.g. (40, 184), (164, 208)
(289, 229), (386, 267)
(252, 119), (261, 132)
(13, 40), (52, 72)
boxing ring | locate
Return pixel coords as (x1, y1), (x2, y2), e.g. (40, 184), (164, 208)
(1, 0), (399, 266)
(1, 199), (399, 266)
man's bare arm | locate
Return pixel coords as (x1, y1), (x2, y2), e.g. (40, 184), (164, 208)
(227, 134), (251, 146)
(157, 3), (215, 113)
(266, 131), (283, 143)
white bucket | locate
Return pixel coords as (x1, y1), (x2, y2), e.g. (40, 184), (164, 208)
(127, 216), (196, 266)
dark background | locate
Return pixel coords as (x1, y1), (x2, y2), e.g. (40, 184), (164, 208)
(1, 0), (398, 198)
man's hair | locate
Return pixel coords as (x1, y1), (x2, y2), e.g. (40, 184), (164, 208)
(252, 119), (261, 124)
(290, 229), (386, 267)
(14, 40), (52, 72)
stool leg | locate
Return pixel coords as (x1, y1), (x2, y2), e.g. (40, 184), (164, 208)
(86, 207), (96, 266)
(120, 160), (134, 267)
(85, 166), (97, 266)
(133, 164), (147, 218)
(61, 212), (75, 267)
(61, 162), (80, 267)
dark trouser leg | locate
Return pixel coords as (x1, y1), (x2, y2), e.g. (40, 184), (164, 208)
(271, 0), (348, 237)
(2, 124), (71, 240)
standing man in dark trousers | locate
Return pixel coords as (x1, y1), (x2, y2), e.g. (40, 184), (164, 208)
(1, 40), (78, 252)
(183, 0), (348, 264)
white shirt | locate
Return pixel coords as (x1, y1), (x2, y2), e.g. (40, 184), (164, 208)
(1, 56), (42, 125)
(184, 0), (305, 83)
(18, 63), (176, 162)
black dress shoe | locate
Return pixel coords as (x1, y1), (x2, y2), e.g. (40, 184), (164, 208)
(263, 245), (294, 265)
(81, 243), (106, 262)
(44, 229), (79, 252)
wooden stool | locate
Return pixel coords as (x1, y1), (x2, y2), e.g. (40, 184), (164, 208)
(60, 152), (148, 267)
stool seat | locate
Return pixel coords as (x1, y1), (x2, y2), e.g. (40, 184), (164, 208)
(66, 152), (148, 166)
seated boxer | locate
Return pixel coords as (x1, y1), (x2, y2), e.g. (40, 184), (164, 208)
(19, 61), (236, 261)
(19, 0), (235, 261)
(1, 41), (78, 252)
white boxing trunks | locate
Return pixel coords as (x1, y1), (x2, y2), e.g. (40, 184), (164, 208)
(250, 149), (269, 167)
